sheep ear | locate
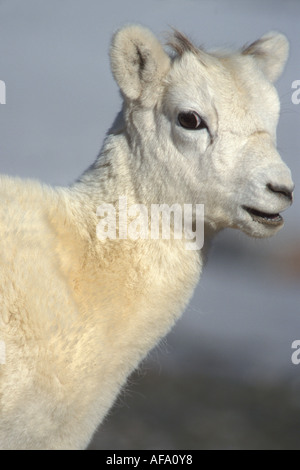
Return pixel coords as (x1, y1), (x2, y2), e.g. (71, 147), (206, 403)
(242, 32), (289, 82)
(110, 25), (171, 104)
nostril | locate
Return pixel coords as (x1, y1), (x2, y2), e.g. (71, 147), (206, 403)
(267, 183), (294, 201)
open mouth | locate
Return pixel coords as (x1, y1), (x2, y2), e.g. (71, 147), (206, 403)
(243, 206), (283, 226)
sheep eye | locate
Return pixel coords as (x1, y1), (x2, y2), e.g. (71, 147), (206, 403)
(178, 111), (207, 130)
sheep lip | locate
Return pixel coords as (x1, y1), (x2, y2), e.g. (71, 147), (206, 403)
(242, 206), (284, 226)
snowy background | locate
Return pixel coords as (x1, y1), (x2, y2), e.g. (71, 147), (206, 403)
(0, 0), (299, 449)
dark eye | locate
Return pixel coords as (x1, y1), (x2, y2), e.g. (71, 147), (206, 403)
(178, 111), (207, 130)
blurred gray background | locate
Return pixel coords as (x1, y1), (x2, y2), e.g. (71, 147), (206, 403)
(0, 0), (299, 450)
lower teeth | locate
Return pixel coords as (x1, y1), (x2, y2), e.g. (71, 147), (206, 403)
(243, 207), (282, 224)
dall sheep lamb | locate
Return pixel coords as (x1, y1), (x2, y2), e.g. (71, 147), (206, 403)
(0, 25), (294, 449)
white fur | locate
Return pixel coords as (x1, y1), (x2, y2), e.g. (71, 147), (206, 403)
(0, 26), (294, 449)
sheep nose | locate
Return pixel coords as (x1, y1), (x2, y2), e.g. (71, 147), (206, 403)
(267, 183), (294, 202)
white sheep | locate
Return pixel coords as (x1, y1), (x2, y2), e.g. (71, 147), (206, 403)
(0, 25), (294, 449)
